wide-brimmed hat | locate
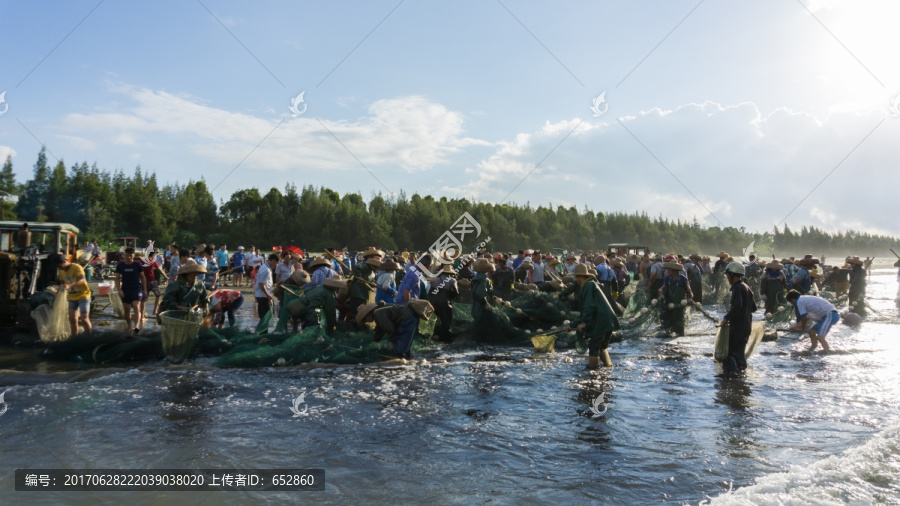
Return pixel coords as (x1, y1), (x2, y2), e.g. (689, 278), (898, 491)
(365, 257), (382, 268)
(717, 251), (729, 258)
(847, 257), (864, 266)
(689, 253), (701, 261)
(323, 277), (347, 289)
(473, 258), (495, 273)
(408, 299), (434, 320)
(549, 258), (561, 267)
(767, 260), (783, 270)
(309, 257), (331, 269)
(798, 256), (820, 267)
(362, 247), (384, 258)
(177, 263), (207, 275)
(573, 264), (595, 278)
(663, 261), (684, 271)
(780, 258), (792, 264)
(519, 258), (534, 270)
(355, 303), (378, 325)
(565, 254), (577, 261)
(380, 260), (400, 271)
(438, 264), (457, 276)
(610, 258), (624, 268)
(725, 257), (735, 262)
(289, 269), (311, 285)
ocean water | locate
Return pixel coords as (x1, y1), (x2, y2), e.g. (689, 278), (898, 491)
(1, 269), (898, 505)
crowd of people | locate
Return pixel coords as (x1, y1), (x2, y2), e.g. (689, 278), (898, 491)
(56, 240), (889, 373)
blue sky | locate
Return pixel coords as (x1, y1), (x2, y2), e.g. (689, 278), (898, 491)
(2, 0), (899, 236)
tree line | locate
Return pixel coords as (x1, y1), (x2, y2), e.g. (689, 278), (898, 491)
(3, 148), (898, 257)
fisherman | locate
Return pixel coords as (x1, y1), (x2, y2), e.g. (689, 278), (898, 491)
(492, 253), (515, 300)
(787, 290), (838, 352)
(719, 262), (757, 374)
(286, 277), (347, 332)
(304, 256), (339, 290)
(759, 260), (787, 315)
(254, 253), (279, 325)
(515, 257), (533, 284)
(744, 254), (762, 300)
(396, 254), (431, 304)
(56, 253), (93, 336)
(639, 253), (651, 280)
(471, 258), (495, 323)
(791, 255), (818, 294)
(427, 264), (459, 342)
(863, 256), (874, 278)
(356, 299), (435, 358)
(714, 251), (729, 274)
(593, 255), (619, 307)
(208, 288), (244, 328)
(564, 264), (620, 368)
(647, 254), (665, 295)
(686, 253), (704, 303)
(659, 261), (693, 337)
(375, 259), (400, 304)
(847, 256), (867, 316)
(565, 254), (578, 274)
(782, 257), (798, 286)
(160, 262), (210, 314)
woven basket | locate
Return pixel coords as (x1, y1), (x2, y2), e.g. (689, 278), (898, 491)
(159, 310), (203, 364)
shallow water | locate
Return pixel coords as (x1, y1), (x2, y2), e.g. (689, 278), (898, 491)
(1, 270), (899, 504)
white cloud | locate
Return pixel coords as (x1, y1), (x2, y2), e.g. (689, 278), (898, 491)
(0, 146), (17, 162)
(59, 86), (491, 177)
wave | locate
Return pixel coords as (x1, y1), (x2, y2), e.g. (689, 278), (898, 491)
(708, 419), (900, 505)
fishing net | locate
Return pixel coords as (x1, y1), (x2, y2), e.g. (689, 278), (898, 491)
(212, 324), (437, 367)
(108, 292), (125, 319)
(702, 273), (727, 306)
(255, 308), (274, 334)
(32, 289), (70, 343)
(159, 310), (203, 364)
(274, 285), (304, 332)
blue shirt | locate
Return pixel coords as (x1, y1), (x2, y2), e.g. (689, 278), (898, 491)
(304, 266), (337, 290)
(216, 249), (229, 268)
(232, 251), (245, 267)
(512, 256), (524, 269)
(396, 265), (423, 304)
(792, 267), (811, 293)
(595, 263), (615, 282)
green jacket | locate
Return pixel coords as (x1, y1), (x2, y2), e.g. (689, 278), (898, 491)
(160, 277), (210, 313)
(372, 304), (416, 341)
(350, 263), (376, 301)
(571, 280), (620, 337)
(471, 272), (494, 319)
(287, 285), (337, 331)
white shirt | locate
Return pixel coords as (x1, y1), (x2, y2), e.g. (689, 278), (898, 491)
(532, 262), (545, 282)
(795, 295), (836, 322)
(255, 262), (274, 298)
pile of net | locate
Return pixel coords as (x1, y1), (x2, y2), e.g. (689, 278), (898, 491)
(42, 328), (235, 364)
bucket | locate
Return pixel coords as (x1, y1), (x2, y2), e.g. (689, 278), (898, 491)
(98, 283), (110, 296)
(159, 310), (203, 364)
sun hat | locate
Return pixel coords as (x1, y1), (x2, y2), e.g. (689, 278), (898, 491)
(573, 264), (595, 278)
(362, 247), (385, 258)
(473, 258), (496, 273)
(323, 277), (347, 289)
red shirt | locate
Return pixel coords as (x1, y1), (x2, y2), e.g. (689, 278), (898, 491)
(141, 258), (160, 283)
(210, 289), (242, 309)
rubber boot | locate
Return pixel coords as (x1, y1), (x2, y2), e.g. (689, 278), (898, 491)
(587, 356), (600, 369)
(600, 350), (613, 367)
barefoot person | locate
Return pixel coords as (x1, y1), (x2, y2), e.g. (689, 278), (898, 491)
(56, 254), (93, 336)
(786, 290), (838, 352)
(115, 247), (147, 335)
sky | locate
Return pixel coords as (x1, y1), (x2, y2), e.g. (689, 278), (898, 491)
(2, 0), (899, 237)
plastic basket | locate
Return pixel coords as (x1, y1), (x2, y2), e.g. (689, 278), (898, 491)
(159, 310), (203, 364)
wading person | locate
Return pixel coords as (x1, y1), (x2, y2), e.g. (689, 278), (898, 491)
(428, 264), (459, 342)
(492, 253), (515, 300)
(286, 277), (346, 332)
(356, 299), (434, 358)
(687, 253), (704, 303)
(255, 253), (279, 321)
(759, 260), (787, 315)
(564, 264), (620, 368)
(160, 262), (210, 313)
(115, 247), (147, 335)
(787, 290), (838, 352)
(719, 262), (757, 374)
(57, 254), (92, 336)
(847, 256), (867, 316)
(659, 261), (692, 337)
(397, 254), (430, 304)
(375, 259), (400, 304)
(471, 258), (495, 323)
(209, 288), (244, 328)
(348, 247), (383, 320)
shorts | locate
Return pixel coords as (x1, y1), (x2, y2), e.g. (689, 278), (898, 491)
(148, 280), (161, 297)
(68, 298), (90, 313)
(122, 290), (144, 304)
(232, 266), (244, 275)
(811, 311), (841, 338)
